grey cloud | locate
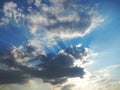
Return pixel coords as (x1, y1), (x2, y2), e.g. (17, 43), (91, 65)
(0, 69), (27, 84)
(36, 54), (85, 78)
(0, 50), (16, 67)
(0, 44), (88, 85)
(61, 84), (75, 90)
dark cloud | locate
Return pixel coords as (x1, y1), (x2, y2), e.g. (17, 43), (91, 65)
(0, 50), (16, 67)
(0, 44), (87, 85)
(35, 53), (85, 84)
(0, 69), (27, 84)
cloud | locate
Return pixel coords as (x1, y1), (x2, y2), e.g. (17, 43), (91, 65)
(0, 0), (104, 88)
(98, 64), (120, 74)
(0, 69), (27, 84)
(36, 54), (85, 85)
(34, 0), (41, 7)
(0, 43), (90, 85)
(98, 64), (120, 80)
(0, 0), (103, 38)
(1, 1), (25, 25)
(84, 64), (120, 89)
(61, 84), (75, 90)
(26, 0), (103, 37)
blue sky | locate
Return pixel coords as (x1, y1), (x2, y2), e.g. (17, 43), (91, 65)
(0, 0), (120, 90)
(87, 0), (120, 70)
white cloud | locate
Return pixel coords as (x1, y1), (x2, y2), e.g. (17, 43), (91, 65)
(84, 64), (120, 89)
(11, 46), (30, 64)
(25, 0), (104, 39)
(11, 45), (41, 65)
(57, 12), (80, 22)
(35, 0), (41, 7)
(27, 13), (50, 34)
(0, 0), (104, 45)
(3, 1), (17, 17)
(0, 0), (104, 38)
(2, 1), (25, 24)
(98, 64), (120, 78)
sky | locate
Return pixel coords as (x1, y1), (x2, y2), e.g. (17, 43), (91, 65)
(0, 0), (120, 90)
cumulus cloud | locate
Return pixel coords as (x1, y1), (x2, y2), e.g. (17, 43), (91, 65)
(0, 42), (90, 85)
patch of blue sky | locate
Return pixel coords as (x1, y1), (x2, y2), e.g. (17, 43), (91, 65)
(86, 1), (120, 72)
(44, 46), (59, 58)
(41, 0), (51, 6)
(0, 21), (32, 50)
